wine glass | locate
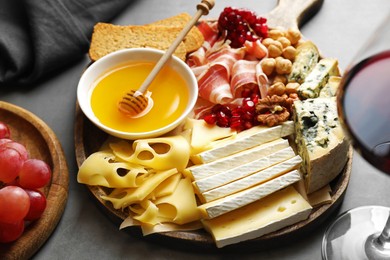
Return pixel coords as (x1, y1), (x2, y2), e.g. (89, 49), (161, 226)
(322, 12), (390, 260)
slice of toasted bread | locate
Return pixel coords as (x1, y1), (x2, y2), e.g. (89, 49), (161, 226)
(89, 23), (187, 61)
(149, 13), (204, 53)
(88, 13), (204, 62)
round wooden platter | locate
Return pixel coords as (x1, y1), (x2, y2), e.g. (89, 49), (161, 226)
(0, 101), (69, 260)
(74, 101), (352, 251)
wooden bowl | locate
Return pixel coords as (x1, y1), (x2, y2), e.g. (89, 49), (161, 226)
(74, 102), (352, 252)
(0, 101), (69, 260)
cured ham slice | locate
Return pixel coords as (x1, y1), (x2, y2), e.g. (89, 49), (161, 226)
(196, 47), (246, 104)
(231, 60), (259, 98)
(256, 62), (269, 98)
(187, 21), (219, 67)
(244, 40), (268, 60)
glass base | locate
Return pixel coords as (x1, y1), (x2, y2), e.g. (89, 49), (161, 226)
(322, 206), (390, 260)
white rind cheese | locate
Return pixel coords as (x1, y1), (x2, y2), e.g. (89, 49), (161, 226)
(185, 138), (289, 180)
(190, 121), (294, 164)
(202, 186), (312, 248)
(193, 145), (295, 194)
(198, 169), (302, 219)
(298, 58), (340, 99)
(293, 97), (349, 193)
(200, 155), (302, 202)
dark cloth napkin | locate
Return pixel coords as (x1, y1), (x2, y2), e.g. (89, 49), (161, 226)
(0, 0), (132, 87)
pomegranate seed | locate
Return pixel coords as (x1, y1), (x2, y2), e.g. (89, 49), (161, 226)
(218, 7), (268, 48)
(204, 114), (217, 124)
(242, 98), (256, 113)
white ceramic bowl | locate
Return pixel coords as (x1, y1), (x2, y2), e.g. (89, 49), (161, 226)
(77, 48), (198, 140)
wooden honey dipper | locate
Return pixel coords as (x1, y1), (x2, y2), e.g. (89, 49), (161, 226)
(117, 0), (215, 117)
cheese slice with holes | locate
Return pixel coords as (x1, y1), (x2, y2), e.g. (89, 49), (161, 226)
(191, 121), (294, 164)
(198, 169), (302, 219)
(200, 155), (302, 202)
(201, 186), (312, 248)
(184, 138), (289, 180)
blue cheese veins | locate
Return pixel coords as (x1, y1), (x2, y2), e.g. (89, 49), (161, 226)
(297, 58), (340, 99)
(293, 97), (349, 193)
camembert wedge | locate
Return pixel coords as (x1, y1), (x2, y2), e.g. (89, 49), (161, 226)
(200, 155), (302, 202)
(191, 121), (294, 164)
(198, 169), (302, 219)
(293, 97), (349, 193)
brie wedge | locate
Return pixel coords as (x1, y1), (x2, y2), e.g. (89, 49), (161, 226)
(191, 121), (294, 164)
(198, 169), (302, 219)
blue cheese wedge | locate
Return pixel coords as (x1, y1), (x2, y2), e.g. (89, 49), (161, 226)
(298, 58), (340, 99)
(293, 97), (349, 193)
(201, 186), (312, 248)
(198, 169), (302, 219)
(288, 41), (320, 84)
(190, 121), (294, 164)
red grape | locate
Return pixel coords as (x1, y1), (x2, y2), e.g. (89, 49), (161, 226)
(18, 159), (51, 189)
(0, 186), (30, 223)
(0, 122), (11, 139)
(24, 189), (47, 221)
(1, 141), (29, 161)
(0, 147), (25, 183)
(0, 220), (24, 243)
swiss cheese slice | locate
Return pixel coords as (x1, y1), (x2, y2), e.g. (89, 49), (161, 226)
(191, 121), (294, 164)
(199, 154), (301, 202)
(198, 169), (302, 219)
(202, 186), (312, 248)
(185, 138), (289, 180)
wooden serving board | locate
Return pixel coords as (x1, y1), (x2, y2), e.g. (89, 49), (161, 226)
(74, 103), (352, 251)
(74, 0), (353, 251)
(0, 101), (69, 259)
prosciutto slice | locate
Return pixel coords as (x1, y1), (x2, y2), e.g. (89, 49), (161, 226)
(231, 60), (259, 98)
(196, 47), (246, 104)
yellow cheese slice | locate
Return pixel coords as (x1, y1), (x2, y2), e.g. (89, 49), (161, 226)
(101, 168), (178, 209)
(111, 136), (190, 171)
(191, 121), (294, 164)
(198, 169), (302, 219)
(184, 118), (236, 154)
(200, 155), (302, 202)
(154, 177), (200, 225)
(201, 186), (312, 248)
(77, 151), (148, 188)
(184, 138), (289, 180)
(152, 173), (182, 198)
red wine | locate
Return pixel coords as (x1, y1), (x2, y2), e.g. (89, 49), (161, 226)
(338, 50), (390, 174)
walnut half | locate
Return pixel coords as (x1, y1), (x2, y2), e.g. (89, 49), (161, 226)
(255, 94), (298, 127)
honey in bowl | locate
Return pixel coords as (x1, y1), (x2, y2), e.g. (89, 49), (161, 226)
(90, 61), (189, 133)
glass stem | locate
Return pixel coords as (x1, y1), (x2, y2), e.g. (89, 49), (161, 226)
(376, 215), (390, 250)
(365, 214), (390, 259)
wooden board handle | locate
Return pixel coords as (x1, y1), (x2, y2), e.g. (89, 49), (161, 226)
(264, 0), (324, 30)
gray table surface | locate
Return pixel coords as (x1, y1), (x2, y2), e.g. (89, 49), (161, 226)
(2, 0), (390, 259)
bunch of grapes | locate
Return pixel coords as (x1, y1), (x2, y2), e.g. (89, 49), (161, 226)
(218, 7), (268, 48)
(0, 121), (51, 243)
